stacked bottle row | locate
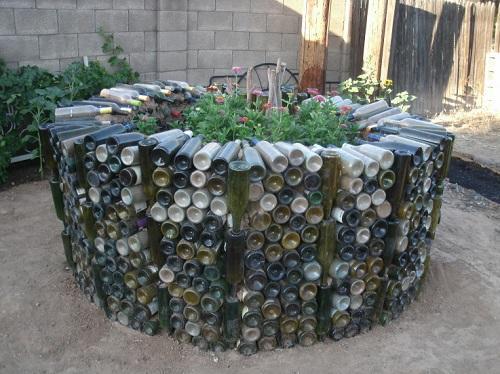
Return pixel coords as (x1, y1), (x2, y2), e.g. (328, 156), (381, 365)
(43, 95), (453, 356)
(40, 80), (201, 335)
(350, 99), (454, 324)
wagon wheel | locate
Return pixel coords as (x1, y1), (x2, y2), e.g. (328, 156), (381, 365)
(237, 63), (299, 93)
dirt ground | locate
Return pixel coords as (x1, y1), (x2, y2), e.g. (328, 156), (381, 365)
(0, 178), (499, 374)
(435, 109), (500, 173)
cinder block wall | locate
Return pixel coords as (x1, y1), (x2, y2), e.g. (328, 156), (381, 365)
(0, 0), (350, 85)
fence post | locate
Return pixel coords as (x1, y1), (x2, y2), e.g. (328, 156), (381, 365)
(363, 0), (397, 80)
(298, 0), (332, 93)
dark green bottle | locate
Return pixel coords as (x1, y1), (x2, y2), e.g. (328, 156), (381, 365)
(61, 228), (75, 271)
(320, 149), (340, 218)
(316, 285), (331, 340)
(143, 318), (160, 336)
(223, 295), (241, 347)
(371, 277), (389, 325)
(225, 230), (246, 286)
(386, 150), (411, 212)
(38, 123), (57, 176)
(227, 160), (251, 232)
(317, 219), (336, 285)
(49, 177), (65, 221)
(92, 261), (108, 311)
(147, 215), (164, 266)
(428, 195), (442, 240)
(213, 141), (240, 175)
(382, 220), (399, 266)
(174, 135), (203, 171)
(158, 283), (172, 333)
(139, 138), (158, 203)
(437, 136), (454, 183)
(81, 202), (97, 241)
(73, 138), (88, 189)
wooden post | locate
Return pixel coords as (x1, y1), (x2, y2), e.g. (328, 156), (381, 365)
(298, 0), (331, 93)
(363, 0), (398, 81)
(340, 0), (353, 81)
(379, 0), (398, 81)
(494, 4), (500, 52)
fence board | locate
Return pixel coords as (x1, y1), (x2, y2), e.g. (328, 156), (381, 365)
(365, 0), (498, 114)
(350, 0), (369, 76)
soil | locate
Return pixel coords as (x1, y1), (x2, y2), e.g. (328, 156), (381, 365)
(434, 109), (500, 174)
(0, 160), (41, 192)
(448, 157), (500, 203)
(0, 177), (499, 374)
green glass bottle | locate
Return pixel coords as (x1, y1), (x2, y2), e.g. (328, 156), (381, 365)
(382, 219), (399, 267)
(227, 160), (251, 232)
(371, 277), (389, 325)
(158, 283), (172, 333)
(81, 202), (97, 241)
(224, 295), (241, 347)
(317, 219), (336, 285)
(225, 230), (246, 286)
(139, 138), (158, 203)
(386, 150), (411, 212)
(320, 149), (341, 218)
(437, 136), (454, 183)
(147, 215), (164, 266)
(428, 195), (442, 240)
(92, 261), (108, 311)
(143, 318), (160, 336)
(49, 177), (65, 222)
(61, 228), (76, 271)
(73, 138), (88, 189)
(315, 285), (331, 340)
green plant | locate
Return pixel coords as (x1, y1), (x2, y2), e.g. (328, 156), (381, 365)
(98, 27), (139, 84)
(0, 134), (18, 183)
(0, 30), (139, 184)
(136, 116), (159, 135)
(391, 91), (416, 113)
(178, 93), (356, 146)
(338, 67), (416, 111)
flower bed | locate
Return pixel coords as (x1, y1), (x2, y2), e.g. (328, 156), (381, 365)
(42, 78), (452, 355)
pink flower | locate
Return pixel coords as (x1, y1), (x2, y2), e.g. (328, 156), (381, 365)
(231, 66), (243, 75)
(262, 102), (272, 111)
(250, 88), (263, 96)
(239, 116), (249, 123)
(340, 123), (348, 129)
(306, 87), (320, 96)
(215, 95), (225, 104)
(331, 90), (339, 96)
(339, 105), (352, 115)
(313, 95), (326, 103)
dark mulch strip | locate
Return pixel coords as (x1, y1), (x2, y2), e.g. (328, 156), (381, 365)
(0, 160), (43, 192)
(448, 157), (500, 204)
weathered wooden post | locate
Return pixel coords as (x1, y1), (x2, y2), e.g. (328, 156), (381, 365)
(298, 0), (331, 93)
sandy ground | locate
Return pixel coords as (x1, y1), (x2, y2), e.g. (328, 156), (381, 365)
(435, 110), (500, 173)
(0, 180), (499, 374)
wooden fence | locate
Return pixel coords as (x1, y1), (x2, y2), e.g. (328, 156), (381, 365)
(351, 0), (499, 114)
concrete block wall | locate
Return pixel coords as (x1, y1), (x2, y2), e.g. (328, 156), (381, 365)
(0, 0), (158, 79)
(0, 0), (350, 85)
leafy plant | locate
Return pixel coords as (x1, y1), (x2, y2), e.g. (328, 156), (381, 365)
(338, 67), (416, 111)
(0, 30), (139, 184)
(136, 115), (158, 135)
(178, 93), (356, 146)
(98, 27), (139, 84)
(0, 134), (18, 183)
(391, 91), (417, 113)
